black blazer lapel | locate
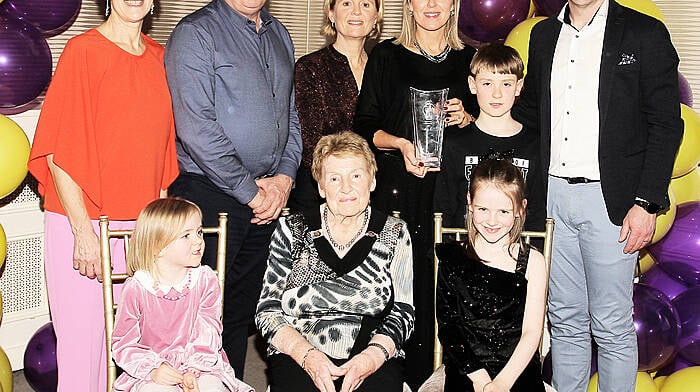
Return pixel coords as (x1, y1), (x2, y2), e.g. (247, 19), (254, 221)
(598, 1), (625, 132)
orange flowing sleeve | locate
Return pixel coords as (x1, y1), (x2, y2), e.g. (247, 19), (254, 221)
(28, 37), (103, 214)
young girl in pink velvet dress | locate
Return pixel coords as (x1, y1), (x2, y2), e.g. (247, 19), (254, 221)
(112, 198), (253, 392)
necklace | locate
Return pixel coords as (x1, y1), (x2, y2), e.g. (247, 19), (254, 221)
(413, 40), (451, 63)
(323, 206), (370, 251)
(154, 269), (192, 301)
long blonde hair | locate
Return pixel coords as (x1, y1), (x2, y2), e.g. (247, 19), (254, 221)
(126, 198), (202, 276)
(466, 159), (527, 250)
(395, 0), (464, 50)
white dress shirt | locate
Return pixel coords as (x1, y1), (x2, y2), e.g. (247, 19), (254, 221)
(549, 0), (609, 180)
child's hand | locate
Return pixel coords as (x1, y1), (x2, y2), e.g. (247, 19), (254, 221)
(150, 363), (183, 385)
(483, 379), (509, 392)
(182, 371), (200, 392)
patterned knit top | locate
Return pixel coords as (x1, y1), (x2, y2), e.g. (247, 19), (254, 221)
(255, 207), (415, 359)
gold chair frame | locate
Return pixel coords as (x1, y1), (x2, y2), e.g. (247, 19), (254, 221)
(99, 212), (228, 392)
(431, 213), (555, 370)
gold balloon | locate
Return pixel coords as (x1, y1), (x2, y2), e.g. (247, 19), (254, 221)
(654, 375), (667, 390)
(670, 167), (700, 205)
(528, 0), (537, 17)
(0, 224), (5, 269)
(588, 372), (658, 392)
(651, 188), (676, 244)
(0, 115), (30, 199)
(660, 366), (700, 392)
(636, 250), (656, 277)
(0, 347), (11, 392)
(673, 105), (700, 178)
(504, 16), (547, 76)
(616, 0), (665, 22)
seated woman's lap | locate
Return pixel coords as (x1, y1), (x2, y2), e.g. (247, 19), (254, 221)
(136, 374), (227, 392)
(268, 354), (404, 392)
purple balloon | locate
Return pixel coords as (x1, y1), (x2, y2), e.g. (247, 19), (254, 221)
(671, 286), (700, 364)
(679, 73), (694, 108)
(633, 283), (682, 371)
(0, 11), (52, 110)
(533, 0), (566, 16)
(0, 0), (81, 35)
(459, 0), (530, 43)
(656, 355), (696, 376)
(649, 202), (700, 286)
(640, 264), (690, 301)
(23, 322), (58, 392)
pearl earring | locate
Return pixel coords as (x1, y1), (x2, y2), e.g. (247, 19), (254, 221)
(105, 0), (110, 16)
(409, 10), (413, 17)
(151, 3), (155, 15)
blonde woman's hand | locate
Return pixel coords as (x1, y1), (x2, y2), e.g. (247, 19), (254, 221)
(397, 138), (438, 178)
(443, 98), (473, 128)
(303, 350), (346, 392)
(149, 363), (183, 386)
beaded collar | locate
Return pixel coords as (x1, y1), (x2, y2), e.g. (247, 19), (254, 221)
(134, 267), (201, 301)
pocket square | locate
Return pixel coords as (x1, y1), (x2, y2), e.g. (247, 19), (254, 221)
(618, 52), (637, 65)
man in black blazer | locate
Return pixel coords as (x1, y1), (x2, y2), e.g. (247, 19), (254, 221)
(513, 1), (683, 391)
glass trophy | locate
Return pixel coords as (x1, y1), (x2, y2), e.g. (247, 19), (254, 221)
(410, 87), (449, 168)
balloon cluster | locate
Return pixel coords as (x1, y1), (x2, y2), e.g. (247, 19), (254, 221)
(0, 0), (81, 113)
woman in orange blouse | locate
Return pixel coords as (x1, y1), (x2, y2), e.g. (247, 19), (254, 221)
(27, 1), (178, 390)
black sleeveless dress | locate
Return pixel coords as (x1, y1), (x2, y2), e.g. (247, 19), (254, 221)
(435, 242), (545, 392)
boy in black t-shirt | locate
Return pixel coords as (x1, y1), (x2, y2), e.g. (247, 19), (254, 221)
(435, 43), (546, 232)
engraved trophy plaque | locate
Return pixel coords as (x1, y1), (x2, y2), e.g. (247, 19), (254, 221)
(410, 87), (449, 168)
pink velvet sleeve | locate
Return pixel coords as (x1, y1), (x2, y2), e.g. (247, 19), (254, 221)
(112, 279), (167, 380)
(182, 269), (226, 372)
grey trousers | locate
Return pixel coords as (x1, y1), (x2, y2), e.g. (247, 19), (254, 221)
(547, 176), (638, 392)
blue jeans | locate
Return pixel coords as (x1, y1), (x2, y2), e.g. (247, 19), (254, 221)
(170, 173), (276, 377)
(547, 176), (637, 392)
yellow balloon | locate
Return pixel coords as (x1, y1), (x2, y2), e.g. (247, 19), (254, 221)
(654, 375), (667, 390)
(528, 0), (537, 17)
(616, 0), (665, 22)
(0, 347), (11, 392)
(651, 188), (676, 244)
(660, 366), (700, 392)
(0, 224), (5, 269)
(504, 16), (547, 76)
(673, 105), (700, 178)
(637, 250), (656, 277)
(0, 115), (30, 199)
(588, 372), (658, 392)
(670, 167), (700, 205)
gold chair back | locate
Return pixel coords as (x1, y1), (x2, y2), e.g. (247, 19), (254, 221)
(99, 212), (228, 392)
(431, 213), (554, 370)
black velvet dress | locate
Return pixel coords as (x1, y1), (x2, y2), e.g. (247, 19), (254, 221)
(435, 242), (545, 392)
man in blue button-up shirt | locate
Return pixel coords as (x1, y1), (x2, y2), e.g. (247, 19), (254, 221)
(164, 0), (301, 377)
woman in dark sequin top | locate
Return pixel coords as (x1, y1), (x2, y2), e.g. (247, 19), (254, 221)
(287, 0), (384, 213)
(435, 160), (548, 392)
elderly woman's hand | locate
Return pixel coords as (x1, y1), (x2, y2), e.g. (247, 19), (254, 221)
(304, 349), (346, 392)
(444, 98), (473, 128)
(338, 350), (384, 392)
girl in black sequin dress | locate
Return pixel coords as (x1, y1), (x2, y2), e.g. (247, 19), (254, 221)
(435, 159), (548, 392)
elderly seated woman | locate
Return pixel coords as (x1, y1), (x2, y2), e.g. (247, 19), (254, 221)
(256, 131), (415, 392)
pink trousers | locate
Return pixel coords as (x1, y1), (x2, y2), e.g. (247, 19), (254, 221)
(44, 212), (135, 392)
